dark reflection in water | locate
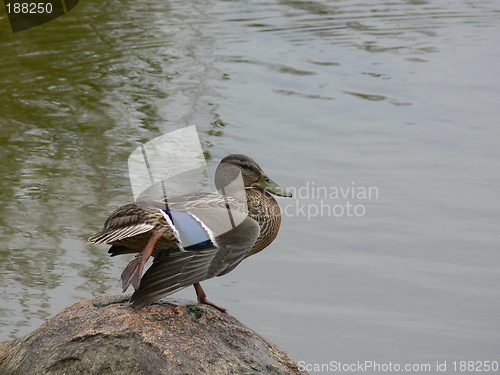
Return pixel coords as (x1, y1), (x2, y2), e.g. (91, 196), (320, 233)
(0, 0), (499, 365)
(234, 0), (494, 54)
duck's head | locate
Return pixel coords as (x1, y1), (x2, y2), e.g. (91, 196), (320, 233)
(215, 154), (292, 198)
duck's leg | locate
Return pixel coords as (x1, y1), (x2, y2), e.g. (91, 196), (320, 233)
(121, 230), (162, 292)
(193, 282), (227, 313)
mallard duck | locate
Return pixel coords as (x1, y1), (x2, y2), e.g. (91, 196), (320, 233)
(88, 154), (292, 311)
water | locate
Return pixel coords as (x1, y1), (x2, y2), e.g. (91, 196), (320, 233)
(1, 0), (500, 371)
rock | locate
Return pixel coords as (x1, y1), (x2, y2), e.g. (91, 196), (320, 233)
(0, 294), (308, 375)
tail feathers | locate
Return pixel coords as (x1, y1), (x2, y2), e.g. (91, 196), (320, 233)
(87, 223), (155, 245)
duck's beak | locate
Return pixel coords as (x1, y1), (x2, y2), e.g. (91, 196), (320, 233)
(253, 174), (292, 197)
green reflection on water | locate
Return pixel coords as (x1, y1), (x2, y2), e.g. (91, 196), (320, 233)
(0, 0), (224, 339)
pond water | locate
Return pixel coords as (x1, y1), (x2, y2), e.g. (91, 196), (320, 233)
(1, 0), (500, 371)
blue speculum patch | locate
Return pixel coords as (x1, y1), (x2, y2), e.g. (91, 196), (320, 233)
(163, 210), (213, 250)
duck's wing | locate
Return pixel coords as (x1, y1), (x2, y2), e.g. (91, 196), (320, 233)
(87, 193), (245, 248)
(86, 203), (164, 245)
(149, 192), (246, 212)
(130, 215), (260, 309)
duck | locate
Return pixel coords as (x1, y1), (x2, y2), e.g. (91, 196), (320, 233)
(87, 154), (292, 311)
